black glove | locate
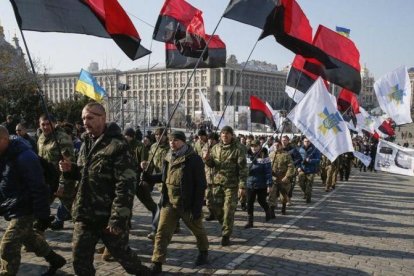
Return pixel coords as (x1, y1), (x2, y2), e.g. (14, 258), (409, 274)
(33, 218), (52, 232)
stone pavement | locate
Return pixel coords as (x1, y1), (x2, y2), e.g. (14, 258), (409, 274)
(1, 168), (413, 275)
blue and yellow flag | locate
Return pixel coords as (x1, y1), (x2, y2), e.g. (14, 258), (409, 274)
(75, 69), (106, 102)
(335, 26), (350, 38)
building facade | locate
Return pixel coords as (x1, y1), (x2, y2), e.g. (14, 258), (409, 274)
(41, 62), (290, 129)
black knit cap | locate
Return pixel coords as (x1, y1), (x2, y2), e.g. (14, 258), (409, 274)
(123, 127), (135, 137)
(197, 129), (207, 136)
(220, 125), (234, 135)
(169, 130), (186, 142)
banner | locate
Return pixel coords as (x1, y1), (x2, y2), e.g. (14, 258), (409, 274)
(375, 139), (414, 176)
(353, 151), (371, 167)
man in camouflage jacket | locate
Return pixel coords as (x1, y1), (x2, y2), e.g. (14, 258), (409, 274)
(37, 114), (76, 230)
(59, 103), (149, 275)
(204, 126), (248, 246)
(268, 141), (295, 216)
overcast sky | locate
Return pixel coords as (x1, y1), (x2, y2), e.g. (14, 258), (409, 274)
(1, 0), (413, 78)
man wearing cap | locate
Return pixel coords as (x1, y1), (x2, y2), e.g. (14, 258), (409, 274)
(194, 129), (208, 157)
(141, 127), (171, 240)
(143, 130), (209, 274)
(202, 132), (219, 221)
(203, 126), (248, 246)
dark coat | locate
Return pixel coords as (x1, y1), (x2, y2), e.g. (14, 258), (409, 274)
(246, 150), (272, 190)
(0, 137), (50, 220)
(149, 146), (207, 220)
(298, 144), (321, 174)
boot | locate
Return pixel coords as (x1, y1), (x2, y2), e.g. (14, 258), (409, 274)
(50, 220), (64, 231)
(265, 209), (271, 222)
(244, 215), (253, 228)
(269, 206), (276, 219)
(102, 247), (115, 262)
(150, 262), (162, 274)
(174, 221), (180, 233)
(195, 250), (209, 266)
(306, 194), (311, 204)
(221, 236), (230, 246)
(205, 209), (216, 221)
(42, 250), (66, 276)
(281, 203), (286, 215)
(241, 202), (247, 211)
(147, 231), (155, 241)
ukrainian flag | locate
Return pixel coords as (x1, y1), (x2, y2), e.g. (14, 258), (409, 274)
(75, 69), (106, 102)
(335, 26), (351, 38)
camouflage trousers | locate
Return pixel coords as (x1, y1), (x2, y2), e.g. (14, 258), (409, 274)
(298, 172), (315, 200)
(205, 184), (214, 209)
(0, 216), (51, 275)
(320, 165), (337, 190)
(152, 204), (209, 263)
(268, 180), (291, 207)
(211, 186), (238, 237)
(136, 181), (157, 215)
(72, 221), (146, 276)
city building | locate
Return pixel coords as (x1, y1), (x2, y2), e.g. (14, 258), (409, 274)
(41, 61), (290, 129)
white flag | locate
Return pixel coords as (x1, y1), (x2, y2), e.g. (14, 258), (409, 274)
(287, 77), (354, 162)
(353, 151), (371, 167)
(199, 90), (221, 128)
(265, 102), (285, 130)
(375, 139), (414, 176)
(374, 66), (412, 125)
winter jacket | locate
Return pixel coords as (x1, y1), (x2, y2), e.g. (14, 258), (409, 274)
(149, 146), (207, 220)
(0, 137), (50, 220)
(298, 144), (321, 174)
(246, 150), (272, 189)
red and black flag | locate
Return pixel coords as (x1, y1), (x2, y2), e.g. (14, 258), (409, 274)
(305, 25), (361, 94)
(223, 0), (279, 29)
(10, 0), (151, 60)
(378, 119), (396, 137)
(166, 34), (226, 69)
(285, 55), (323, 103)
(250, 95), (275, 128)
(153, 0), (206, 59)
(337, 88), (360, 126)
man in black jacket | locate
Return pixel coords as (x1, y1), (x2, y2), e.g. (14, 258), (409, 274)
(144, 130), (209, 274)
(0, 126), (66, 275)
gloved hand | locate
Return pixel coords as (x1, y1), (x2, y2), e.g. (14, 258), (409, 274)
(33, 218), (52, 232)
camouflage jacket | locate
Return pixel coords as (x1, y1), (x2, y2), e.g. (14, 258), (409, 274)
(205, 139), (248, 189)
(128, 139), (148, 179)
(320, 155), (339, 169)
(194, 140), (206, 157)
(269, 150), (295, 182)
(147, 141), (169, 174)
(202, 143), (215, 185)
(70, 122), (136, 229)
(37, 127), (75, 190)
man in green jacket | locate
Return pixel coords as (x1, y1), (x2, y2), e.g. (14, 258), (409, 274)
(203, 126), (248, 246)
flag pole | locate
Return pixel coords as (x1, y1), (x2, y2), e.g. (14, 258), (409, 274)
(143, 39), (154, 137)
(215, 39), (259, 133)
(16, 25), (64, 158)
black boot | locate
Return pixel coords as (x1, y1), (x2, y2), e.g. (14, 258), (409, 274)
(241, 202), (247, 211)
(42, 250), (66, 276)
(195, 250), (209, 266)
(269, 206), (276, 219)
(244, 215), (253, 228)
(281, 203), (286, 215)
(265, 209), (271, 221)
(221, 236), (230, 246)
(150, 262), (162, 274)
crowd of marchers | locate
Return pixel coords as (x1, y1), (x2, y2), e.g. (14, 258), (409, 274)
(0, 103), (380, 275)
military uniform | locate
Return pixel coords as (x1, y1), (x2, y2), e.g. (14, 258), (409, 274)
(150, 144), (208, 266)
(297, 143), (321, 203)
(129, 139), (156, 215)
(320, 155), (339, 191)
(194, 139), (206, 157)
(338, 152), (353, 181)
(37, 127), (76, 206)
(67, 122), (147, 275)
(202, 143), (216, 219)
(268, 149), (295, 215)
(205, 139), (248, 239)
